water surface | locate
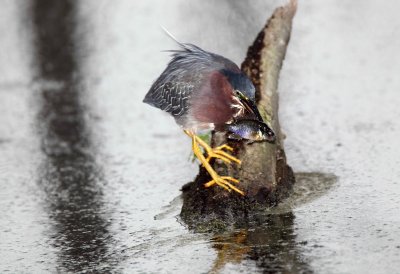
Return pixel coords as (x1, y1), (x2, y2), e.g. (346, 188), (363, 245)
(0, 0), (399, 273)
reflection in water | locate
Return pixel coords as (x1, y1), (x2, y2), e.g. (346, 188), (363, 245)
(211, 230), (250, 272)
(31, 0), (116, 272)
(210, 213), (312, 274)
(209, 172), (337, 273)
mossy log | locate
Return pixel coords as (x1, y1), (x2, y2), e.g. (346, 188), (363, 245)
(181, 0), (298, 232)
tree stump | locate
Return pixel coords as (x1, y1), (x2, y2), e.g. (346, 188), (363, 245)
(181, 0), (298, 232)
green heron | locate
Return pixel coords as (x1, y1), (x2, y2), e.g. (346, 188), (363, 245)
(143, 42), (275, 195)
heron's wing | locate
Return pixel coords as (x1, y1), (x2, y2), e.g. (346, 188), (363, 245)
(143, 80), (193, 117)
(189, 71), (239, 125)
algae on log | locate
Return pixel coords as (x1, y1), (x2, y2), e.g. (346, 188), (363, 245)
(181, 0), (298, 231)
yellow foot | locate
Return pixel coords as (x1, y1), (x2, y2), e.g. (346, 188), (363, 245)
(205, 144), (241, 165)
(195, 137), (241, 165)
(184, 130), (245, 196)
(204, 176), (244, 196)
(184, 130), (240, 165)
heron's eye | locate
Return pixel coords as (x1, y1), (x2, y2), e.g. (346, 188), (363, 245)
(235, 90), (249, 101)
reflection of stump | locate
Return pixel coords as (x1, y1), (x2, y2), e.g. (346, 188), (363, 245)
(209, 213), (312, 273)
(181, 0), (298, 232)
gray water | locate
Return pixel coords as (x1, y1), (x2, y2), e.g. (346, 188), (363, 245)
(0, 0), (399, 273)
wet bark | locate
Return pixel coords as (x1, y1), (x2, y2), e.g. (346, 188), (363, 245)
(181, 0), (298, 232)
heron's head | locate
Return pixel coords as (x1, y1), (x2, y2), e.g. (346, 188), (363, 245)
(219, 69), (266, 122)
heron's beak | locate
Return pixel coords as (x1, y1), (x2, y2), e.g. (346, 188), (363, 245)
(235, 90), (264, 122)
(244, 99), (264, 122)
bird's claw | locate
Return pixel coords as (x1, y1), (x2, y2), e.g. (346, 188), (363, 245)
(204, 176), (244, 195)
(203, 144), (241, 165)
(185, 131), (245, 195)
(214, 144), (234, 152)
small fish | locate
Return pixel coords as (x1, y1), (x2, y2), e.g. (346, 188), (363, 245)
(225, 119), (276, 142)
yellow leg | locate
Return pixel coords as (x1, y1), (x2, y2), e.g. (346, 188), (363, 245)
(194, 134), (241, 165)
(184, 130), (244, 195)
(214, 144), (234, 152)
